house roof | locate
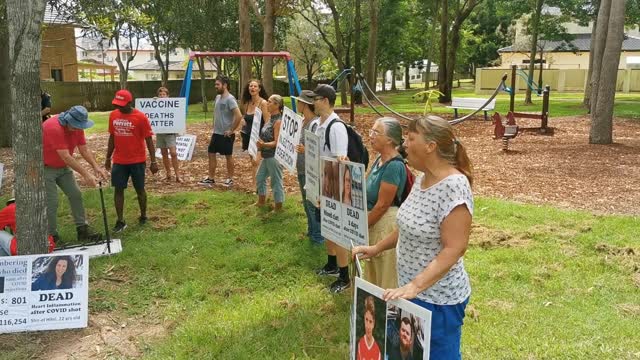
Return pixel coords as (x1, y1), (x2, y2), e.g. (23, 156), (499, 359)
(129, 60), (217, 72)
(44, 4), (75, 25)
(498, 34), (640, 53)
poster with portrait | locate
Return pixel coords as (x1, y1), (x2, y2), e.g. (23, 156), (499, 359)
(320, 157), (345, 246)
(135, 97), (187, 134)
(340, 161), (369, 247)
(0, 253), (89, 333)
(247, 108), (262, 160)
(275, 107), (304, 172)
(351, 277), (432, 360)
(304, 130), (320, 205)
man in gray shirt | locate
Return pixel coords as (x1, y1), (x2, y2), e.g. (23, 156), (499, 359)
(199, 75), (242, 187)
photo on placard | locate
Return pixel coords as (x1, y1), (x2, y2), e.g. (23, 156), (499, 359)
(353, 278), (387, 360)
(322, 158), (340, 202)
(341, 163), (365, 210)
(31, 255), (85, 291)
(385, 305), (429, 360)
(0, 276), (4, 293)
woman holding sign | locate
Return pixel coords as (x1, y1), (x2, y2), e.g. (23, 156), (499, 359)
(353, 116), (473, 360)
(363, 117), (407, 289)
(240, 80), (270, 186)
(255, 95), (284, 212)
(155, 87), (182, 183)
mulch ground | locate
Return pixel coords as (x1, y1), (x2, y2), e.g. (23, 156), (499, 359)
(1, 113), (639, 215)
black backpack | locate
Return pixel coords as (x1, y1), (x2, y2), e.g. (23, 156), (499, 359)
(324, 119), (370, 169)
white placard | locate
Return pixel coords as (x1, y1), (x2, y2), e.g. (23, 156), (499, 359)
(0, 162), (4, 194)
(340, 161), (369, 247)
(352, 277), (432, 360)
(135, 97), (187, 134)
(155, 135), (197, 161)
(247, 108), (262, 160)
(0, 253), (89, 334)
(320, 157), (346, 247)
(275, 107), (304, 172)
(304, 130), (320, 206)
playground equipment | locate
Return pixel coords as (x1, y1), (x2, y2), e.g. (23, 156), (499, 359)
(514, 68), (543, 95)
(329, 67), (355, 123)
(492, 112), (519, 151)
(412, 90), (444, 115)
(505, 64), (552, 134)
(179, 51), (303, 112)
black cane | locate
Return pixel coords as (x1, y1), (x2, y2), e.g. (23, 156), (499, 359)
(98, 181), (111, 253)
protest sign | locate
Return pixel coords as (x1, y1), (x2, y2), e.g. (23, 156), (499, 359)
(304, 130), (320, 205)
(0, 253), (89, 334)
(352, 277), (432, 360)
(135, 97), (186, 134)
(320, 157), (345, 246)
(155, 135), (196, 161)
(0, 162), (4, 194)
(247, 108), (262, 160)
(275, 107), (303, 172)
(340, 162), (368, 247)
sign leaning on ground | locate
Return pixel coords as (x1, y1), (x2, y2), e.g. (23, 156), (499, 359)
(155, 135), (197, 161)
(304, 130), (320, 205)
(135, 97), (187, 134)
(0, 253), (89, 334)
(248, 108), (262, 160)
(275, 107), (304, 172)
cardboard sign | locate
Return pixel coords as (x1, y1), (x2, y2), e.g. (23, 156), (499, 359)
(352, 277), (432, 360)
(275, 107), (304, 172)
(0, 253), (89, 334)
(135, 97), (187, 134)
(155, 135), (196, 161)
(247, 108), (262, 160)
(304, 130), (320, 205)
(340, 161), (368, 247)
(320, 157), (344, 246)
(320, 158), (369, 249)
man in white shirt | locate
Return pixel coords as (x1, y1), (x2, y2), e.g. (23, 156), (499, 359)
(309, 84), (351, 294)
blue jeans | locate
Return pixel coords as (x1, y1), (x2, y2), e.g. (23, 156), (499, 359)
(256, 157), (284, 203)
(297, 173), (323, 244)
(411, 297), (469, 360)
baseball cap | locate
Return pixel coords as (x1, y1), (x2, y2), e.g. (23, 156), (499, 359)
(58, 105), (95, 130)
(291, 90), (315, 105)
(112, 89), (133, 107)
(308, 84), (336, 104)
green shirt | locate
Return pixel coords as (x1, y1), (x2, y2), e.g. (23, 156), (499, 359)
(366, 155), (406, 211)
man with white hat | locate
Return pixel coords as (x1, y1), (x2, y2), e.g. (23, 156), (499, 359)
(43, 105), (108, 245)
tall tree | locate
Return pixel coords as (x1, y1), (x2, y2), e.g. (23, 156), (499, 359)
(239, 0), (253, 93)
(6, 0), (49, 254)
(286, 15), (327, 84)
(0, 0), (11, 147)
(523, 0), (544, 104)
(590, 0), (625, 144)
(365, 0), (379, 90)
(139, 0), (178, 87)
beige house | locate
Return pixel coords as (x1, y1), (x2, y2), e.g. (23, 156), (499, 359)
(128, 60), (217, 81)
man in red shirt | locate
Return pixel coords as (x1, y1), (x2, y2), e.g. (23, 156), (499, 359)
(0, 197), (56, 256)
(105, 90), (158, 232)
(43, 105), (108, 245)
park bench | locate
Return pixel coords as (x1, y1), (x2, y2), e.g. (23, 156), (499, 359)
(447, 97), (496, 121)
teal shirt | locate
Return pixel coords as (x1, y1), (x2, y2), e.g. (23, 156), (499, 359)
(366, 155), (406, 211)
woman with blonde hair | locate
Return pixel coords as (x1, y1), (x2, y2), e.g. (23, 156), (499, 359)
(353, 115), (474, 359)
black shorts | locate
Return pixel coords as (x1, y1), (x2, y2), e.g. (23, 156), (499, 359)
(111, 163), (146, 190)
(241, 132), (250, 151)
(208, 133), (235, 155)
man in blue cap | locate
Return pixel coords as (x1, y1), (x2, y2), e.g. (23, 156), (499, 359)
(42, 105), (109, 244)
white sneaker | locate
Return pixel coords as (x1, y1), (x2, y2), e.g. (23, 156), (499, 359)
(222, 178), (234, 187)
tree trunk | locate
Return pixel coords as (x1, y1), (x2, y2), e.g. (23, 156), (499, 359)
(583, 3), (600, 108)
(197, 57), (208, 112)
(151, 35), (168, 87)
(437, 0), (449, 103)
(7, 0), (48, 254)
(537, 49), (544, 94)
(355, 0), (362, 75)
(239, 0), (252, 95)
(326, 0), (348, 106)
(261, 0), (275, 95)
(424, 59), (431, 90)
(163, 45), (170, 86)
(404, 64), (410, 90)
(391, 68), (397, 90)
(525, 0), (544, 105)
(306, 63), (314, 84)
(445, 21), (463, 102)
(590, 0), (624, 145)
(0, 0), (11, 148)
(590, 0), (611, 117)
(381, 70), (386, 91)
(365, 0), (379, 92)
(114, 37), (128, 89)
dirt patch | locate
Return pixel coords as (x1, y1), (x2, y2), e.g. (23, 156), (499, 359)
(2, 113), (640, 215)
(147, 213), (178, 231)
(486, 299), (515, 311)
(595, 243), (640, 274)
(616, 303), (640, 317)
(470, 224), (531, 249)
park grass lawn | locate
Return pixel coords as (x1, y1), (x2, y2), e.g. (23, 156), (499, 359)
(4, 190), (638, 359)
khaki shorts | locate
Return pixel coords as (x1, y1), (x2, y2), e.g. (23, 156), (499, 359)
(364, 207), (399, 289)
(156, 133), (177, 148)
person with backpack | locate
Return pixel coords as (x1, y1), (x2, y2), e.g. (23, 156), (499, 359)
(308, 84), (352, 294)
(364, 117), (410, 289)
